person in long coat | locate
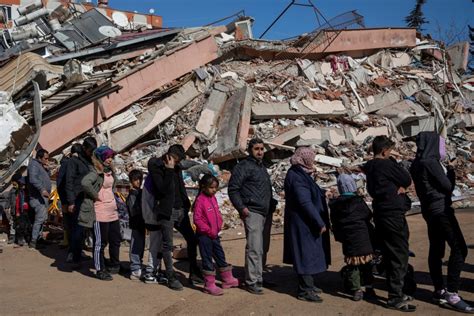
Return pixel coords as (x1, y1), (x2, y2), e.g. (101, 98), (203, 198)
(283, 146), (331, 303)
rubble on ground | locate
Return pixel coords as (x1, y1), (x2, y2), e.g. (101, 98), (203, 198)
(0, 1), (472, 229)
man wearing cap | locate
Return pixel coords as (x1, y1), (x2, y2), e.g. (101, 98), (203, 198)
(228, 138), (276, 295)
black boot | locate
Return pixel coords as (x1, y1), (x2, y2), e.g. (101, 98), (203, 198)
(188, 264), (204, 285)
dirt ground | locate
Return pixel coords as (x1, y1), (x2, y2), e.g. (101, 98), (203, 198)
(1, 210), (473, 316)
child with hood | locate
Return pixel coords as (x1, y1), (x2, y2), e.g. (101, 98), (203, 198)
(329, 174), (375, 301)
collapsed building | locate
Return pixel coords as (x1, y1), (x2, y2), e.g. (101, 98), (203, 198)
(0, 1), (472, 228)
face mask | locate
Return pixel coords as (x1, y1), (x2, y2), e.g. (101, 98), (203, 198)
(439, 136), (446, 160)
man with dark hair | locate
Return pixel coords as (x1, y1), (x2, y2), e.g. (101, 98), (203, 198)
(228, 138), (275, 295)
(410, 132), (472, 312)
(142, 144), (202, 290)
(64, 137), (97, 267)
(28, 148), (52, 249)
(363, 135), (416, 312)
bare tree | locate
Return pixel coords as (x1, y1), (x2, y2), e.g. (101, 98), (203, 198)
(433, 18), (470, 47)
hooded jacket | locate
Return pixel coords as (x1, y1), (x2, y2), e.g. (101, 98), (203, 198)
(193, 193), (223, 239)
(228, 156), (273, 216)
(142, 157), (191, 225)
(410, 131), (455, 216)
(363, 157), (412, 215)
(329, 195), (374, 257)
(65, 149), (93, 206)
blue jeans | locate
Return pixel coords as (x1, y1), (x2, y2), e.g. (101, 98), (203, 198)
(198, 234), (227, 272)
(29, 197), (48, 242)
(129, 228), (146, 273)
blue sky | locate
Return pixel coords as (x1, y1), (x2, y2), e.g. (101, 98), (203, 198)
(107, 0), (473, 41)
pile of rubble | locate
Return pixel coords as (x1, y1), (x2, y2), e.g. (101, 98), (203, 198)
(0, 1), (473, 228)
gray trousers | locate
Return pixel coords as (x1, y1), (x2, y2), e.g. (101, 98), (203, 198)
(244, 212), (267, 286)
(146, 219), (174, 275)
(30, 197), (48, 242)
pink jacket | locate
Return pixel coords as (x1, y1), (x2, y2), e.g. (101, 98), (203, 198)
(193, 193), (223, 239)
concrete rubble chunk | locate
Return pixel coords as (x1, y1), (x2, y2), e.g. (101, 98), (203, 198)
(447, 41), (470, 72)
(314, 154), (344, 167)
(210, 85), (252, 163)
(195, 89), (228, 139)
(252, 100), (346, 120)
(109, 79), (208, 152)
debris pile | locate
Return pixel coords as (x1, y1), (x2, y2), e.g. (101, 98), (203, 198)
(0, 1), (472, 228)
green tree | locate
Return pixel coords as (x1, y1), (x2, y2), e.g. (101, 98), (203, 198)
(405, 0), (429, 32)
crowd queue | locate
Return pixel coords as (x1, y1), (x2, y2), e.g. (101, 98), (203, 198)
(1, 132), (472, 313)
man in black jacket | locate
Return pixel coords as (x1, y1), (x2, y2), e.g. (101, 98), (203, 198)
(64, 137), (97, 267)
(142, 144), (202, 290)
(364, 136), (416, 312)
(410, 132), (471, 313)
(229, 138), (274, 295)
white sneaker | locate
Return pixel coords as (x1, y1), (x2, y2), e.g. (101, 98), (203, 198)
(130, 270), (142, 281)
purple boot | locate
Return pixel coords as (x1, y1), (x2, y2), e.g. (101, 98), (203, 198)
(203, 270), (223, 296)
(219, 265), (239, 289)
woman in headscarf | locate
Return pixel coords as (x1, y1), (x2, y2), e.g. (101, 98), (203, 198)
(283, 146), (331, 303)
(80, 145), (120, 281)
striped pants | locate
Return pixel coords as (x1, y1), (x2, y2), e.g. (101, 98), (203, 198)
(92, 220), (121, 272)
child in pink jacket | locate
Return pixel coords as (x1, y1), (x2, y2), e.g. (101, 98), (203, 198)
(193, 174), (239, 295)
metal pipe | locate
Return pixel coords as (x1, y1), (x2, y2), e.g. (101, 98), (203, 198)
(15, 7), (49, 26)
(17, 0), (43, 16)
(9, 26), (39, 41)
(259, 0), (295, 39)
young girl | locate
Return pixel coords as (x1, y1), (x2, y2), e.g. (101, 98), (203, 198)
(329, 174), (375, 301)
(193, 174), (239, 295)
(81, 146), (121, 281)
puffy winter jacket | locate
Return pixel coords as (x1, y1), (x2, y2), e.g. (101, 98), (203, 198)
(193, 193), (223, 239)
(410, 131), (455, 216)
(228, 156), (273, 216)
(65, 150), (92, 206)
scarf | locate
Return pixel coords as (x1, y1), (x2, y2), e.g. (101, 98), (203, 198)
(290, 147), (315, 173)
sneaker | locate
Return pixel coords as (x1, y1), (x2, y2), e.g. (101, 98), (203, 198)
(387, 297), (416, 312)
(442, 291), (474, 313)
(156, 271), (168, 284)
(433, 289), (447, 304)
(107, 265), (120, 275)
(143, 273), (158, 284)
(352, 289), (364, 301)
(29, 241), (45, 250)
(189, 272), (204, 286)
(130, 270), (142, 281)
(298, 291), (323, 303)
(66, 253), (74, 263)
(17, 238), (26, 247)
(8, 236), (14, 244)
(96, 270), (113, 281)
(167, 273), (184, 291)
(245, 283), (264, 295)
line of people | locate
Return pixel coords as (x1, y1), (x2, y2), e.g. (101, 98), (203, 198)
(1, 132), (472, 313)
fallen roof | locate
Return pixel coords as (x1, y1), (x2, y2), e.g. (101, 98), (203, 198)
(0, 52), (63, 96)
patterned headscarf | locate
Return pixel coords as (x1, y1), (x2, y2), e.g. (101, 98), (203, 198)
(94, 145), (115, 165)
(290, 147), (315, 173)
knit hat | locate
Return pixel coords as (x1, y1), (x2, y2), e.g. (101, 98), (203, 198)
(94, 145), (115, 164)
(337, 174), (357, 194)
(290, 147), (315, 173)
